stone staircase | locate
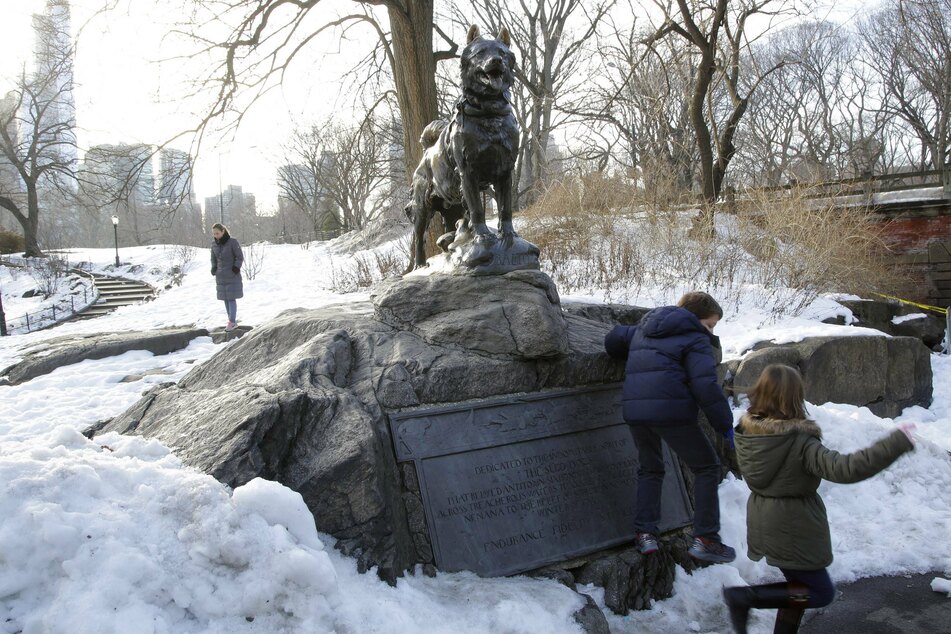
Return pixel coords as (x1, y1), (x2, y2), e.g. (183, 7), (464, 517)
(71, 273), (155, 320)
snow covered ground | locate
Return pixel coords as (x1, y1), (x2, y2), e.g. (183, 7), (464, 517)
(0, 260), (96, 335)
(1, 237), (949, 634)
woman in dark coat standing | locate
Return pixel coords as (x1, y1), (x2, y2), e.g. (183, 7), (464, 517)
(210, 223), (244, 331)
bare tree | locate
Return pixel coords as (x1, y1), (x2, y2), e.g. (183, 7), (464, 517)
(180, 0), (458, 179)
(0, 17), (77, 257)
(570, 12), (698, 198)
(458, 0), (616, 207)
(734, 19), (884, 185)
(282, 117), (396, 233)
(860, 0), (951, 171)
(277, 133), (340, 237)
(644, 0), (809, 211)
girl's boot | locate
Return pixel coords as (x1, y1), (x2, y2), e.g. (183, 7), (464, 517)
(722, 583), (809, 634)
(773, 607), (805, 634)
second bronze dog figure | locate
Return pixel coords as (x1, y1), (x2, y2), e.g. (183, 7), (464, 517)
(406, 25), (520, 269)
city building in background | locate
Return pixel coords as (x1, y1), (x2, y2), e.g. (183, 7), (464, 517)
(203, 184), (261, 240)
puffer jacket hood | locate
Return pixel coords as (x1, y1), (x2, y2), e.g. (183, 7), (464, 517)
(736, 415), (822, 496)
(640, 305), (706, 338)
(603, 305), (732, 431)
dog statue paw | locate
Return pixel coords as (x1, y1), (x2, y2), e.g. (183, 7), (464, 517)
(462, 242), (495, 268)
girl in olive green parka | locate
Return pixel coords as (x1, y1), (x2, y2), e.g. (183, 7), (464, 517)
(723, 364), (915, 634)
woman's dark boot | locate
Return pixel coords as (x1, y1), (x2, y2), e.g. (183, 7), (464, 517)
(722, 583), (809, 634)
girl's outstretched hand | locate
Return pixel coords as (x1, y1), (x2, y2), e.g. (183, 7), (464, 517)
(898, 422), (917, 444)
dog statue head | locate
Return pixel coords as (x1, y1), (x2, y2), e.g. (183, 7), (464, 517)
(460, 25), (516, 100)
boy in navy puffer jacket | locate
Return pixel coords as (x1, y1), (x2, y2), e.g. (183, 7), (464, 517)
(604, 291), (736, 563)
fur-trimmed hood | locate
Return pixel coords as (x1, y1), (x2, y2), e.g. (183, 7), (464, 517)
(738, 413), (822, 439)
(735, 413), (823, 493)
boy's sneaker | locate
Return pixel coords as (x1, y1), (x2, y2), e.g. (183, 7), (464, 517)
(635, 532), (659, 554)
(688, 536), (736, 563)
(225, 321), (236, 332)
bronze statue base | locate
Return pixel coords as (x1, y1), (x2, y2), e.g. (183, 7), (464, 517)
(412, 227), (540, 276)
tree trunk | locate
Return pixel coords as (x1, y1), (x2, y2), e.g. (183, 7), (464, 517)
(387, 2), (438, 182)
(24, 185), (42, 257)
(386, 1), (444, 260)
(691, 62), (716, 205)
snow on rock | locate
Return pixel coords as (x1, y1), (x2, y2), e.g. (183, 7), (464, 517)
(0, 338), (220, 442)
(892, 312), (928, 325)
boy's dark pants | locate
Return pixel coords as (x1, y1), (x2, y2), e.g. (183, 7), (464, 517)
(631, 424), (722, 539)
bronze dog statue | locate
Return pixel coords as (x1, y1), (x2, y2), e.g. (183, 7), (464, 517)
(405, 25), (520, 269)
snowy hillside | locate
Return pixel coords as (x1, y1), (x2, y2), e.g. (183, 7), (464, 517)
(1, 237), (949, 634)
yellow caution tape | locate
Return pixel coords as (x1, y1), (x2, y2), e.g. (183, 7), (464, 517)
(872, 293), (948, 315)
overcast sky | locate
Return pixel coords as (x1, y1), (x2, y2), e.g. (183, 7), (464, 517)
(3, 0), (378, 213)
(2, 0), (877, 215)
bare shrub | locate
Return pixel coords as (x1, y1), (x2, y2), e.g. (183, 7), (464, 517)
(519, 174), (902, 317)
(243, 242), (266, 280)
(0, 230), (24, 255)
(26, 254), (70, 298)
(325, 237), (410, 293)
(165, 244), (197, 286)
(736, 188), (904, 315)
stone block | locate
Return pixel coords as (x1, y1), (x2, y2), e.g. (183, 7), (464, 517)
(735, 336), (932, 416)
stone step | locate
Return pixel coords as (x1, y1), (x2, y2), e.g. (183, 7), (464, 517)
(75, 308), (114, 317)
(97, 289), (153, 297)
(95, 283), (151, 291)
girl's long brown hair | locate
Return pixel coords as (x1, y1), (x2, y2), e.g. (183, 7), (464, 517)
(747, 364), (808, 420)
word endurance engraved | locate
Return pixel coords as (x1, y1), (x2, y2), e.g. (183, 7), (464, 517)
(389, 385), (692, 576)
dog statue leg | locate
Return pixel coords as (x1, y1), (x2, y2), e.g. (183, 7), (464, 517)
(413, 204), (433, 268)
(458, 173), (494, 266)
(461, 172), (492, 239)
(496, 173), (516, 243)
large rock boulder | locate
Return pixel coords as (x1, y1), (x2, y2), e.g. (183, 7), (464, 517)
(92, 286), (933, 624)
(1, 327), (208, 385)
(729, 336), (932, 417)
(98, 274), (623, 583)
(374, 270), (568, 359)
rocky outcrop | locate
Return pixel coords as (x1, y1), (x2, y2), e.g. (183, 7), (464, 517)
(561, 302), (651, 327)
(92, 281), (934, 621)
(98, 273), (624, 584)
(1, 327), (208, 385)
(728, 336), (933, 417)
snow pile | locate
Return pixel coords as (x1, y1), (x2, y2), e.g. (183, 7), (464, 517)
(897, 354), (951, 453)
(931, 577), (951, 597)
(0, 428), (586, 634)
(0, 428), (340, 634)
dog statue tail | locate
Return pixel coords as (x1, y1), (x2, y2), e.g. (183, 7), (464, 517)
(420, 120), (448, 149)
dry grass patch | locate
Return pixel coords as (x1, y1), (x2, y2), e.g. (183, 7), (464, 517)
(519, 175), (905, 317)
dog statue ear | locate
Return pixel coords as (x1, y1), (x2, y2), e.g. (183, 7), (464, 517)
(497, 26), (511, 47)
(467, 25), (480, 44)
